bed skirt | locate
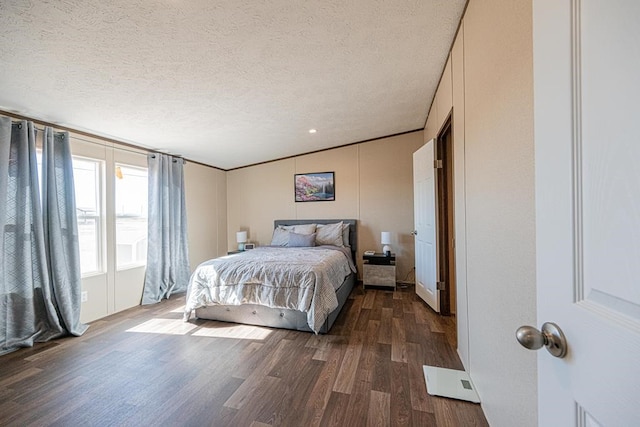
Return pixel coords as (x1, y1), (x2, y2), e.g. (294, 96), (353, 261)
(194, 273), (355, 334)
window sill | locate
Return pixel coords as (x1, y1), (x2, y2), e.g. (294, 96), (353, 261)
(116, 263), (147, 272)
(81, 271), (105, 279)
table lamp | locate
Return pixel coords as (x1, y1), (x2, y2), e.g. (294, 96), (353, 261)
(381, 231), (392, 256)
(236, 231), (248, 251)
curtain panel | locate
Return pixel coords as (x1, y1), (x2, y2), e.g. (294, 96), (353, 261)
(2, 119), (62, 353)
(142, 153), (190, 304)
(0, 118), (87, 355)
(42, 128), (88, 336)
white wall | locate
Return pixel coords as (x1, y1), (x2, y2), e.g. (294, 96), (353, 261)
(424, 0), (537, 425)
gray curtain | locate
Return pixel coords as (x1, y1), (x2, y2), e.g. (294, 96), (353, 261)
(1, 119), (63, 354)
(42, 128), (88, 336)
(142, 153), (190, 304)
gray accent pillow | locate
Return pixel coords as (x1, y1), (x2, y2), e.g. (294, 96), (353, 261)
(288, 232), (316, 247)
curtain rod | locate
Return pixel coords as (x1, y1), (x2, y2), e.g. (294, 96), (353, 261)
(29, 124), (172, 159)
(3, 111), (223, 171)
(13, 122), (184, 164)
(52, 130), (185, 163)
(5, 113), (187, 162)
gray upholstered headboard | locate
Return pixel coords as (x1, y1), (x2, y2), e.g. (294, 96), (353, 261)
(273, 219), (357, 261)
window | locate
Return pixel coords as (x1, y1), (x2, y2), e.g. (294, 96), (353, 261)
(73, 157), (103, 275)
(115, 164), (148, 270)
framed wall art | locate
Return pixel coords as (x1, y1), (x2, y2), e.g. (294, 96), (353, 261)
(294, 172), (335, 202)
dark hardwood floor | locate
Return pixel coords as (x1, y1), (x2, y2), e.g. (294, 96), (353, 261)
(0, 285), (489, 426)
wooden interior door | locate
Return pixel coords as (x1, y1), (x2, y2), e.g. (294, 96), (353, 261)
(533, 1), (640, 425)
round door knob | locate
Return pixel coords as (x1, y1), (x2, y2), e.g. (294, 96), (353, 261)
(411, 230), (418, 236)
(516, 322), (567, 358)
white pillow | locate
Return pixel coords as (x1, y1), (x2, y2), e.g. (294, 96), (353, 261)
(316, 222), (345, 247)
(291, 223), (316, 235)
(341, 222), (350, 247)
(270, 226), (289, 246)
(270, 223), (318, 246)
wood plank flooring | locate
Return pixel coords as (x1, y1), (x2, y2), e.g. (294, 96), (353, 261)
(0, 285), (489, 426)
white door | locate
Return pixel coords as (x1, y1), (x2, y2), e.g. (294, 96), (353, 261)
(534, 1), (640, 425)
(413, 140), (439, 312)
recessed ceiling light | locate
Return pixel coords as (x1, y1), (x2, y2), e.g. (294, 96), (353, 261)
(308, 129), (317, 134)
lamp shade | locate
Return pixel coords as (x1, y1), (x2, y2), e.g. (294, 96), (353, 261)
(381, 231), (391, 245)
(236, 231), (248, 243)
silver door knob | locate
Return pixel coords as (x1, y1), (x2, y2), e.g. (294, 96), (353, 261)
(516, 322), (567, 358)
(411, 230), (418, 236)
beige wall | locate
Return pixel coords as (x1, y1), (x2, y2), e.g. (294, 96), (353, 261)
(423, 0), (537, 425)
(227, 132), (424, 280)
(227, 158), (297, 247)
(464, 0), (537, 424)
(451, 24), (469, 370)
(295, 146), (360, 220)
(184, 162), (228, 269)
(359, 135), (423, 277)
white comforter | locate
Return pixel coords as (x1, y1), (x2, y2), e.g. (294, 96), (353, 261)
(183, 246), (356, 332)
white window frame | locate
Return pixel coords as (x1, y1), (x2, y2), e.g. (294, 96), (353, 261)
(115, 162), (148, 271)
(72, 155), (105, 277)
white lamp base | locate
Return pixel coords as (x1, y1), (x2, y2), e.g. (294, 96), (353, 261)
(238, 243), (245, 251)
(383, 245), (391, 256)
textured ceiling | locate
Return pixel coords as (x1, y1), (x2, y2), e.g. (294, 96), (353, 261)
(0, 0), (465, 170)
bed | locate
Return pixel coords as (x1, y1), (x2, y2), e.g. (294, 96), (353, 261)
(183, 219), (358, 333)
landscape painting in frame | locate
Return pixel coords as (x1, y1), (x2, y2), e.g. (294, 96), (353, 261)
(295, 172), (335, 202)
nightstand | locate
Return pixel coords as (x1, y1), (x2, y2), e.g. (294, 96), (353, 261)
(227, 250), (243, 255)
(363, 253), (396, 290)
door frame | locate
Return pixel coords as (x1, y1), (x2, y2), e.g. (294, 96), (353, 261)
(435, 114), (456, 316)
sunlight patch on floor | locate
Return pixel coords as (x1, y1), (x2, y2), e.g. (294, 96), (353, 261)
(126, 318), (198, 335)
(168, 305), (186, 314)
(192, 323), (272, 340)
